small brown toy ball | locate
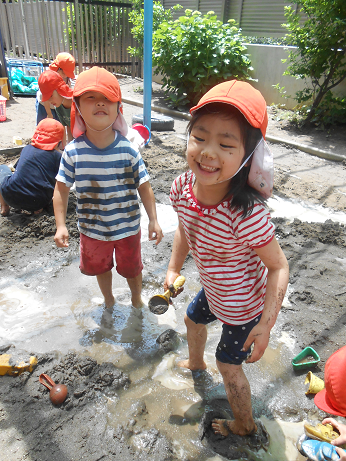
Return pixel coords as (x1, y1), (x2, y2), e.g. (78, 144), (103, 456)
(49, 383), (68, 405)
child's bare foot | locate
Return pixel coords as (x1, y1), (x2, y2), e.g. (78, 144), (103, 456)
(104, 295), (115, 309)
(177, 359), (207, 371)
(0, 204), (10, 217)
(131, 297), (144, 309)
(212, 419), (257, 437)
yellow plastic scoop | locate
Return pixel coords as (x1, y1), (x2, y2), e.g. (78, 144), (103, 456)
(148, 276), (185, 315)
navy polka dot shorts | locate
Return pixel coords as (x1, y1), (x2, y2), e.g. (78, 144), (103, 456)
(186, 287), (262, 365)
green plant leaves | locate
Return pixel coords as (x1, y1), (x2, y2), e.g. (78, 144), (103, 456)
(128, 5), (252, 109)
(282, 0), (346, 125)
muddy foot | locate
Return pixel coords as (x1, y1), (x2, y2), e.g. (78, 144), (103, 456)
(131, 298), (144, 309)
(200, 411), (270, 458)
(0, 204), (10, 217)
(177, 359), (207, 371)
(212, 419), (255, 437)
(104, 295), (115, 309)
(244, 420), (270, 451)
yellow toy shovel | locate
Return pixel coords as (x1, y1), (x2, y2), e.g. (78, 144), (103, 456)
(148, 276), (185, 315)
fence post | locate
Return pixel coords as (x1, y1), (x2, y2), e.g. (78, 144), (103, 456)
(74, 0), (83, 74)
(143, 0), (153, 130)
(18, 0), (30, 58)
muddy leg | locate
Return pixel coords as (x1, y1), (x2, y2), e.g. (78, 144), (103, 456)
(178, 314), (207, 371)
(0, 192), (10, 217)
(96, 270), (115, 308)
(212, 361), (256, 436)
(126, 272), (143, 308)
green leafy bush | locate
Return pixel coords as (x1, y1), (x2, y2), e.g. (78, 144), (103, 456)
(282, 0), (346, 126)
(293, 92), (346, 128)
(128, 1), (182, 60)
(129, 5), (253, 108)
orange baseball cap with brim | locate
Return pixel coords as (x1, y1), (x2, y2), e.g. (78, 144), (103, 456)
(314, 345), (346, 417)
(49, 52), (76, 79)
(31, 118), (65, 150)
(38, 70), (73, 102)
(190, 80), (268, 139)
(71, 66), (123, 137)
(73, 66), (121, 101)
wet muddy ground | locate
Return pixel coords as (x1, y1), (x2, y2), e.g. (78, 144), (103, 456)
(1, 86), (346, 461)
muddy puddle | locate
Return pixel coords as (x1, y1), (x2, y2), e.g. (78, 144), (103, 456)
(1, 197), (346, 460)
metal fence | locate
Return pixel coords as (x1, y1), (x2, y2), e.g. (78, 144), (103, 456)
(0, 0), (140, 76)
(162, 0), (300, 37)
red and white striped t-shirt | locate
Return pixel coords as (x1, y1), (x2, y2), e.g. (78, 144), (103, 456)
(170, 171), (275, 325)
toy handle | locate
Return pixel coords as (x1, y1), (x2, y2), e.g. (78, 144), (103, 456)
(39, 373), (56, 390)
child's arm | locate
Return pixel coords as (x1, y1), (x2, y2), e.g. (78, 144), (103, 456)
(164, 219), (190, 290)
(243, 236), (289, 363)
(137, 181), (163, 245)
(61, 98), (72, 109)
(43, 100), (53, 118)
(53, 181), (70, 248)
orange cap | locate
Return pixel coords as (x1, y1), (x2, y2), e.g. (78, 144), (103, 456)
(71, 67), (122, 136)
(314, 345), (346, 416)
(31, 118), (65, 150)
(190, 80), (268, 139)
(73, 66), (121, 101)
(38, 70), (73, 102)
(49, 52), (76, 79)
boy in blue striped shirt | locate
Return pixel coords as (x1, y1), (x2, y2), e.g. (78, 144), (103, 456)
(53, 67), (163, 309)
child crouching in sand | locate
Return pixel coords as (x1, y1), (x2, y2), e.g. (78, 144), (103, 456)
(0, 119), (64, 216)
(164, 80), (289, 448)
(53, 66), (163, 309)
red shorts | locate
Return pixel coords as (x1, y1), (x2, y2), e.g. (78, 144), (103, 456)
(79, 231), (143, 279)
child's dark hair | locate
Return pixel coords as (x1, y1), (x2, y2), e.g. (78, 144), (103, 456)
(187, 102), (264, 217)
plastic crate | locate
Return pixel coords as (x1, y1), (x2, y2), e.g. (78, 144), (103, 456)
(6, 59), (44, 95)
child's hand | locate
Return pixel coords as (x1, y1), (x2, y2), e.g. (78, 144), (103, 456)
(54, 226), (69, 247)
(242, 323), (271, 363)
(322, 418), (346, 446)
(148, 219), (163, 245)
(335, 446), (346, 461)
(164, 270), (184, 298)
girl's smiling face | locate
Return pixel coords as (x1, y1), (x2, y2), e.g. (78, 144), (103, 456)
(78, 91), (118, 132)
(187, 113), (246, 187)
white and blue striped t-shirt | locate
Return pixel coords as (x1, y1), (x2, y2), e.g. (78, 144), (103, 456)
(56, 132), (149, 241)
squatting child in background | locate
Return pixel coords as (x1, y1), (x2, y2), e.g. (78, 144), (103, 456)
(36, 52), (75, 145)
(53, 66), (163, 309)
(38, 69), (73, 147)
(164, 80), (289, 447)
(0, 118), (64, 216)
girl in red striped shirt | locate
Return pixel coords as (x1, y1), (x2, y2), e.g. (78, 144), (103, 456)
(164, 80), (289, 446)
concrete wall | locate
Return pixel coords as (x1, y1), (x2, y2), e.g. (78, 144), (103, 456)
(152, 43), (346, 110)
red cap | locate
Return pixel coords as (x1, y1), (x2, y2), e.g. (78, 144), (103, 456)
(190, 80), (268, 139)
(38, 70), (73, 102)
(314, 345), (346, 416)
(49, 52), (76, 79)
(31, 118), (65, 150)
